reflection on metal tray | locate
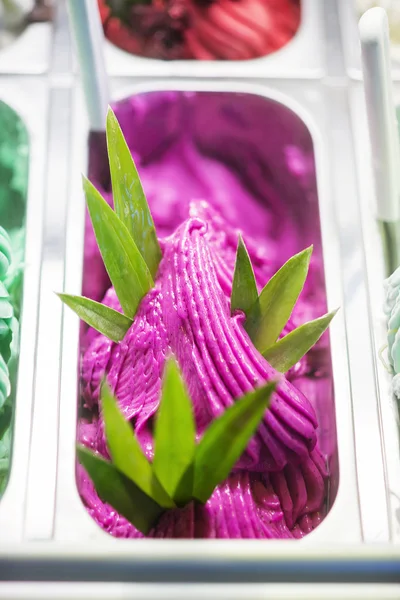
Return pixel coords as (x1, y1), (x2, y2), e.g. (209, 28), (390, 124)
(16, 79), (389, 556)
(0, 77), (48, 542)
(89, 0), (326, 79)
(350, 82), (400, 544)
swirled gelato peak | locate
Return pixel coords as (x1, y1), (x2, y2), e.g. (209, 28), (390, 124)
(60, 103), (337, 539)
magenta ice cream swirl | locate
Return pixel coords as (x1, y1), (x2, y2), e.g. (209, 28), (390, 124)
(79, 200), (327, 539)
(77, 91), (333, 540)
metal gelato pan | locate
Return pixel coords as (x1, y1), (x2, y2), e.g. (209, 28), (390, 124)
(0, 76), (48, 543)
(86, 0), (326, 78)
(17, 78), (390, 556)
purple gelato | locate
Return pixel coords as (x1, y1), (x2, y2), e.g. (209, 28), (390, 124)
(78, 91), (335, 539)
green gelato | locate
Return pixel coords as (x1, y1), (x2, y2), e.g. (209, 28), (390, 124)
(0, 100), (28, 496)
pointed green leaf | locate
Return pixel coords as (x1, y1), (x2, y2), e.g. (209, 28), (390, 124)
(77, 446), (163, 535)
(153, 358), (195, 506)
(83, 176), (153, 318)
(101, 382), (174, 509)
(193, 381), (276, 504)
(231, 235), (258, 315)
(106, 107), (162, 279)
(263, 309), (338, 373)
(245, 246), (313, 354)
(57, 293), (132, 342)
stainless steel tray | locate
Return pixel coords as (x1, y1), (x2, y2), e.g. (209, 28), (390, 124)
(0, 76), (49, 542)
(0, 1), (400, 592)
(91, 0), (326, 79)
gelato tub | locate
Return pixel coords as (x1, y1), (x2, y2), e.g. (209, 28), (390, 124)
(44, 79), (380, 550)
(0, 98), (29, 498)
(77, 88), (337, 540)
(88, 0), (326, 78)
(0, 77), (48, 542)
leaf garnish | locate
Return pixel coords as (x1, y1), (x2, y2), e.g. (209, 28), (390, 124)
(193, 381), (276, 504)
(57, 294), (132, 342)
(106, 107), (161, 279)
(245, 246), (313, 354)
(78, 365), (276, 533)
(83, 175), (154, 318)
(101, 382), (174, 509)
(77, 446), (163, 535)
(263, 310), (338, 373)
(231, 235), (258, 315)
(153, 358), (195, 506)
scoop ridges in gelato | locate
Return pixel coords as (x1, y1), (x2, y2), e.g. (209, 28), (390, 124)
(0, 101), (28, 497)
(98, 0), (300, 61)
(74, 91), (337, 539)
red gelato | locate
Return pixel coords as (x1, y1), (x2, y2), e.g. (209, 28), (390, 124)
(98, 0), (301, 60)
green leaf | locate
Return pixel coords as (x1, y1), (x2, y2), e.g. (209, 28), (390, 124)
(193, 381), (276, 504)
(245, 246), (313, 354)
(57, 293), (132, 342)
(77, 446), (163, 535)
(153, 358), (195, 506)
(230, 235), (258, 315)
(263, 309), (338, 373)
(106, 108), (162, 279)
(83, 175), (153, 318)
(101, 382), (174, 509)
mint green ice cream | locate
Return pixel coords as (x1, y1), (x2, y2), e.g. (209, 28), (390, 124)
(0, 100), (28, 496)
